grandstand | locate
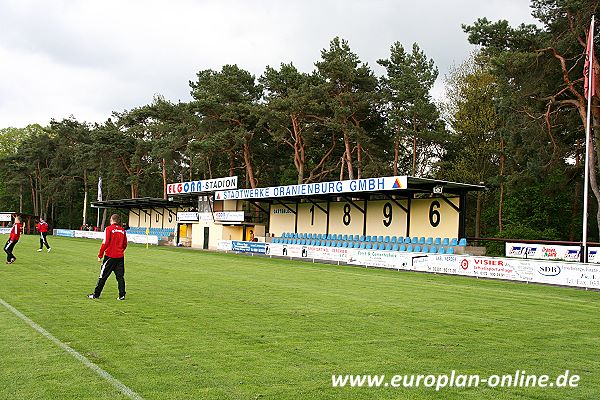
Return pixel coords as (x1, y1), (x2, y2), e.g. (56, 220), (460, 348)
(272, 232), (466, 254)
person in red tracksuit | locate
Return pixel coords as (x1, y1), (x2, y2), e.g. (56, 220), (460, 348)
(4, 215), (22, 264)
(88, 214), (128, 300)
(36, 218), (51, 252)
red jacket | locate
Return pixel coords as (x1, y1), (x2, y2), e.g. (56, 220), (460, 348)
(36, 221), (49, 233)
(9, 223), (22, 241)
(98, 224), (128, 258)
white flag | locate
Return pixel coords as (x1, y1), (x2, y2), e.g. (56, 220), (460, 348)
(97, 176), (103, 201)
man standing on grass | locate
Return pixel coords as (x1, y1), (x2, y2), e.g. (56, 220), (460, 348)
(36, 218), (51, 252)
(4, 215), (22, 264)
(88, 214), (127, 300)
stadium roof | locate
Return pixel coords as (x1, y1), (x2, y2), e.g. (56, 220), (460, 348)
(213, 176), (485, 203)
(91, 197), (194, 210)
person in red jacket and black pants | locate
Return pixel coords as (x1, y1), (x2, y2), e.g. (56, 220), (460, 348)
(36, 218), (51, 252)
(88, 214), (128, 300)
(4, 215), (22, 264)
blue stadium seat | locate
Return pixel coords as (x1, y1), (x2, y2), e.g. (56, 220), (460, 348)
(342, 242), (348, 248)
(332, 234), (338, 240)
(403, 237), (410, 244)
(391, 236), (397, 243)
(384, 236), (390, 243)
(438, 246), (446, 254)
(447, 247), (455, 254)
(353, 235), (359, 241)
(419, 237), (426, 244)
(434, 237), (441, 245)
(377, 235), (383, 243)
(411, 237), (418, 244)
(359, 235), (365, 242)
(398, 244), (405, 252)
(421, 245), (428, 253)
(274, 238), (279, 243)
(429, 246), (437, 253)
(353, 242), (360, 249)
(365, 243), (372, 250)
(407, 244), (413, 252)
(414, 245), (421, 252)
(365, 235), (371, 242)
(426, 237), (433, 245)
(372, 243), (379, 250)
(341, 234), (347, 241)
(451, 238), (458, 246)
(442, 238), (449, 246)
(459, 238), (467, 246)
(385, 244), (392, 251)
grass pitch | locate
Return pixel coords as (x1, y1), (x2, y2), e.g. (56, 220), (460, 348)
(0, 235), (599, 399)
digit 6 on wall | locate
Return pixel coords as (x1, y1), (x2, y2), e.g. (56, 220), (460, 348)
(429, 200), (441, 227)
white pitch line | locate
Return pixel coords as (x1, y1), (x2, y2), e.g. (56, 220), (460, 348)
(0, 297), (144, 400)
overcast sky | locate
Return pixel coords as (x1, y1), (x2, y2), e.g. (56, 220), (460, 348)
(0, 0), (538, 128)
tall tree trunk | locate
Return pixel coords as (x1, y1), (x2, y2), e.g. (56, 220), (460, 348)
(83, 169), (88, 226)
(475, 192), (482, 239)
(498, 136), (505, 234)
(357, 142), (363, 179)
(19, 184), (23, 213)
(161, 158), (168, 199)
(243, 140), (257, 188)
(569, 138), (581, 241)
(412, 135), (417, 176)
(339, 154), (345, 181)
(229, 151), (235, 177)
(291, 115), (305, 184)
(412, 114), (418, 176)
(393, 133), (399, 176)
(343, 132), (354, 180)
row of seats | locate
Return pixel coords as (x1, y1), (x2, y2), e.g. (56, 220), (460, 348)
(272, 237), (456, 254)
(280, 232), (467, 247)
(127, 227), (175, 237)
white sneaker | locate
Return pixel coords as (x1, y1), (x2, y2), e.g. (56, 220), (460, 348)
(117, 296), (125, 301)
(47, 248), (51, 253)
(37, 249), (42, 252)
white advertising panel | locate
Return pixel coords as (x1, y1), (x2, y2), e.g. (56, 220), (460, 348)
(0, 213), (13, 222)
(0, 227), (11, 234)
(214, 211), (245, 222)
(167, 176), (238, 195)
(215, 176), (408, 201)
(177, 212), (200, 222)
(506, 242), (582, 262)
(347, 249), (415, 270)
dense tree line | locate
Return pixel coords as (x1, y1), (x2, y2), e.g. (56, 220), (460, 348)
(0, 0), (598, 245)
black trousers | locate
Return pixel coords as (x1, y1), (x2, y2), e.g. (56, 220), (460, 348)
(39, 232), (50, 249)
(93, 256), (126, 298)
(4, 239), (18, 262)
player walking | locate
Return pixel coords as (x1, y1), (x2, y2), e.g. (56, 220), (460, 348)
(36, 218), (51, 252)
(88, 214), (128, 300)
(4, 216), (22, 264)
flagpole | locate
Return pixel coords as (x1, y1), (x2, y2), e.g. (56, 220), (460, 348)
(583, 15), (595, 263)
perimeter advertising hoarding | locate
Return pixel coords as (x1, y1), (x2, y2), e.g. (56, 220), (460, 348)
(231, 241), (268, 254)
(506, 242), (600, 264)
(347, 249), (415, 270)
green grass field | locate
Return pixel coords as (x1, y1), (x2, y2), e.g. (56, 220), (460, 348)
(0, 235), (599, 399)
